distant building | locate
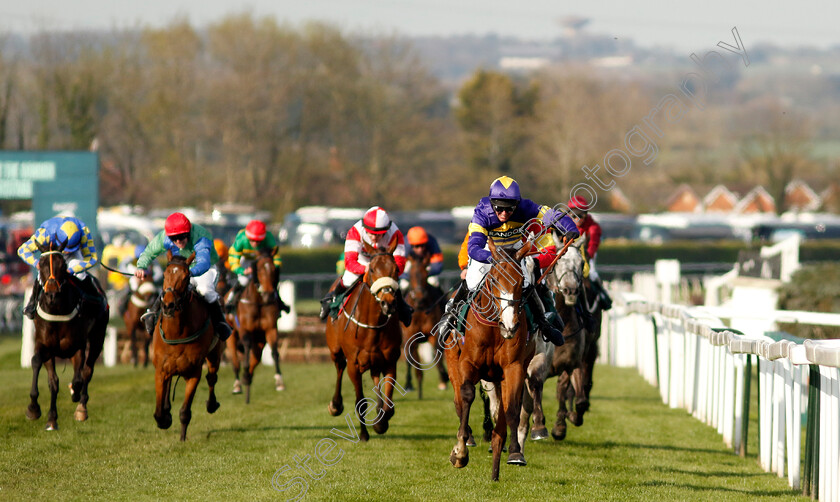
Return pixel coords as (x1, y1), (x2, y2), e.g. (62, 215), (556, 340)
(703, 185), (739, 213)
(607, 186), (633, 213)
(665, 184), (701, 212)
(734, 186), (776, 214)
(784, 180), (821, 212)
(820, 183), (840, 213)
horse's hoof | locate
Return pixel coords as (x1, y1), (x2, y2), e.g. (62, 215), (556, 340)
(530, 427), (549, 441)
(405, 384), (415, 392)
(327, 401), (343, 417)
(207, 400), (220, 414)
(359, 429), (370, 442)
(232, 381), (242, 394)
(74, 405), (88, 422)
(571, 413), (584, 427)
(450, 447), (469, 468)
(155, 414), (172, 430)
(373, 420), (389, 435)
(45, 422), (58, 431)
(274, 374), (285, 392)
(437, 383), (447, 391)
(551, 425), (567, 441)
(506, 453), (526, 466)
(26, 405), (41, 421)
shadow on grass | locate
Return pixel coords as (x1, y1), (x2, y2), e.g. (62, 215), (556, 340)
(640, 480), (797, 497)
(562, 439), (731, 456)
(651, 465), (768, 478)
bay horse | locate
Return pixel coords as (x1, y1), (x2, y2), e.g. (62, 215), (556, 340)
(326, 238), (403, 442)
(26, 240), (108, 430)
(123, 274), (157, 367)
(578, 236), (605, 404)
(446, 239), (535, 481)
(401, 253), (448, 399)
(543, 233), (588, 441)
(153, 250), (223, 441)
(227, 247), (284, 403)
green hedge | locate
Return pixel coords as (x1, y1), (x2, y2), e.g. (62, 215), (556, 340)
(278, 240), (840, 275)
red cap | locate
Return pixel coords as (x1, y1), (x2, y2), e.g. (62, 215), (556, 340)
(568, 196), (590, 211)
(164, 212), (191, 236)
(245, 220), (267, 241)
(362, 206), (390, 235)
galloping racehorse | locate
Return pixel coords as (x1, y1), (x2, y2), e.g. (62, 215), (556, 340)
(26, 241), (108, 430)
(326, 238), (403, 442)
(446, 240), (535, 481)
(123, 274), (157, 367)
(227, 247), (284, 402)
(573, 232), (604, 405)
(153, 251), (223, 441)
(543, 234), (588, 441)
(401, 253), (448, 398)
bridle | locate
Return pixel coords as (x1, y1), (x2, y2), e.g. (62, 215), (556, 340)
(472, 253), (526, 326)
(161, 262), (192, 317)
(40, 250), (66, 293)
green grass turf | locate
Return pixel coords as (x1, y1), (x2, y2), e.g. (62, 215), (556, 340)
(0, 333), (807, 501)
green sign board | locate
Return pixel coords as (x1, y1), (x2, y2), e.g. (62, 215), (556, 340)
(0, 152), (99, 236)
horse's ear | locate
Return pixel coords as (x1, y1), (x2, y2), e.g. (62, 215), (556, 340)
(515, 241), (533, 261)
(36, 240), (48, 254)
(272, 245), (279, 257)
(362, 239), (375, 255)
(488, 238), (500, 261)
(59, 238), (67, 252)
(166, 249), (174, 262)
(386, 235), (398, 254)
(187, 252), (196, 265)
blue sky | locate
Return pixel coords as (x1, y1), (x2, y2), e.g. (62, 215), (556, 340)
(2, 0), (838, 52)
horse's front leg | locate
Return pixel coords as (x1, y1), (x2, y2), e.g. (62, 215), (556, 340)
(241, 332), (254, 404)
(78, 317), (107, 421)
(328, 344), (346, 417)
(552, 371), (571, 440)
(570, 366), (588, 426)
(70, 349), (88, 421)
(450, 378), (475, 469)
(267, 328), (285, 391)
(527, 358), (550, 440)
(26, 351), (43, 420)
(154, 371), (172, 430)
(346, 363), (369, 442)
(179, 372), (201, 441)
(227, 333), (241, 394)
(205, 341), (222, 414)
(372, 367), (403, 435)
(44, 358), (59, 431)
(502, 365), (526, 468)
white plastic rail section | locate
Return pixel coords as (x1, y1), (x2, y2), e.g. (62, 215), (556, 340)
(602, 292), (840, 502)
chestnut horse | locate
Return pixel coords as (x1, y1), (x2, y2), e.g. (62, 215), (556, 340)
(326, 238), (403, 442)
(227, 247), (283, 403)
(26, 241), (108, 430)
(153, 251), (223, 441)
(123, 275), (157, 367)
(446, 240), (534, 481)
(401, 253), (448, 399)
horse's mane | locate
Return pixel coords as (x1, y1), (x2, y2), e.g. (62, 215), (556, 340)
(169, 254), (189, 265)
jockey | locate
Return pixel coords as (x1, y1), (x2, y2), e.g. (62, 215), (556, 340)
(568, 196), (612, 310)
(399, 226), (444, 289)
(223, 219), (289, 314)
(18, 216), (106, 319)
(135, 212), (232, 340)
(438, 176), (579, 346)
(117, 244), (163, 316)
(318, 206), (414, 327)
(214, 238), (230, 270)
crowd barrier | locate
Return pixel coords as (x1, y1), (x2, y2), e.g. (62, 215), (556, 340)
(602, 292), (840, 501)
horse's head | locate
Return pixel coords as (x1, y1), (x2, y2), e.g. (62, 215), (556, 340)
(36, 239), (69, 296)
(548, 230), (584, 306)
(254, 247), (278, 305)
(484, 239), (530, 339)
(363, 238), (400, 317)
(161, 250), (195, 317)
(407, 253), (431, 302)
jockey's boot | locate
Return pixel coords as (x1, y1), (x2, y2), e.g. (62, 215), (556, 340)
(319, 282), (346, 322)
(224, 281), (244, 314)
(23, 280), (42, 320)
(274, 291), (291, 314)
(395, 289), (414, 327)
(141, 295), (161, 334)
(592, 278), (612, 311)
(437, 280), (468, 339)
(528, 288), (565, 346)
(207, 299), (232, 341)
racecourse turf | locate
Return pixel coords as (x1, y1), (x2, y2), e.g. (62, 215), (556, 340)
(0, 333), (807, 502)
